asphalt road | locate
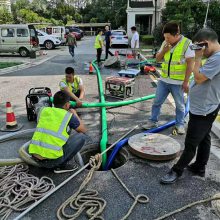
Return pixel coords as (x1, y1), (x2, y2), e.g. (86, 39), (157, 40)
(0, 37), (220, 220)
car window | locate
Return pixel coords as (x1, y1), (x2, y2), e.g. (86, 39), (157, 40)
(1, 28), (15, 37)
(53, 28), (60, 33)
(37, 32), (43, 36)
(17, 29), (28, 37)
(112, 31), (126, 36)
(30, 29), (37, 37)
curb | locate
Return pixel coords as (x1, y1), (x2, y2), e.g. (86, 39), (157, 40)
(0, 55), (56, 76)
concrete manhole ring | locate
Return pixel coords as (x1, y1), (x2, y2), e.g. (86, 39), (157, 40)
(128, 133), (181, 161)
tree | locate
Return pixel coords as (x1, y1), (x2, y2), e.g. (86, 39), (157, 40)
(0, 8), (13, 24)
(161, 0), (220, 39)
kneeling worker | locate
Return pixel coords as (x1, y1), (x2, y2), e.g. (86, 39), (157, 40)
(60, 67), (85, 107)
(29, 91), (87, 173)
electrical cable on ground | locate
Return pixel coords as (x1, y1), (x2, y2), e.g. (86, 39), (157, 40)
(0, 164), (55, 220)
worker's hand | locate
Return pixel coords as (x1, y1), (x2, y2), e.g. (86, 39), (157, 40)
(182, 80), (189, 93)
(69, 109), (77, 115)
(195, 46), (205, 60)
(162, 43), (172, 53)
(76, 100), (83, 107)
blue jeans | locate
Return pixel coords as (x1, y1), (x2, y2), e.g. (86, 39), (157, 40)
(150, 80), (185, 127)
(38, 133), (86, 169)
(68, 45), (75, 57)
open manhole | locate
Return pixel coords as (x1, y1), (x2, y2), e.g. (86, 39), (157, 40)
(80, 147), (129, 171)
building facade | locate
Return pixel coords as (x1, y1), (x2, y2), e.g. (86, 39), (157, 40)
(0, 0), (11, 12)
(127, 0), (167, 37)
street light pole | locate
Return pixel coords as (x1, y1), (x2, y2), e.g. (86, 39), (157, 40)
(155, 0), (157, 29)
(203, 0), (210, 28)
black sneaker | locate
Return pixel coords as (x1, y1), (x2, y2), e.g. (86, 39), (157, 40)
(187, 163), (205, 177)
(54, 164), (78, 174)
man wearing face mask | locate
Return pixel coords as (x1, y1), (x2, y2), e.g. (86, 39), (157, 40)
(142, 21), (195, 135)
(161, 28), (220, 184)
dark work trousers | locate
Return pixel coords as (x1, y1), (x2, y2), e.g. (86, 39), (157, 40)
(105, 43), (113, 60)
(173, 106), (219, 175)
(37, 133), (86, 169)
(97, 48), (102, 63)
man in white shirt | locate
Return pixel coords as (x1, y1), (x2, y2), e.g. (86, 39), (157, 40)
(131, 26), (139, 59)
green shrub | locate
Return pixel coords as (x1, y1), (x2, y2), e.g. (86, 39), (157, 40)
(140, 35), (154, 45)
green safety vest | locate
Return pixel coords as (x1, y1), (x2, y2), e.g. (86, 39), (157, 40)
(94, 34), (103, 49)
(161, 37), (191, 81)
(60, 76), (80, 94)
(29, 107), (72, 159)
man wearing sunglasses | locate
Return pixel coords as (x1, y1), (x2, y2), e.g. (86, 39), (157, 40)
(161, 28), (220, 184)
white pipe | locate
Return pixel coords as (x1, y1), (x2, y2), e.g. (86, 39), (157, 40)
(0, 129), (35, 143)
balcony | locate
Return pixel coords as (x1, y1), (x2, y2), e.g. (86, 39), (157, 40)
(129, 0), (154, 8)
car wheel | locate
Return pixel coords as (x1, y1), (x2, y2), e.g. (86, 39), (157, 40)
(44, 41), (54, 50)
(19, 48), (29, 57)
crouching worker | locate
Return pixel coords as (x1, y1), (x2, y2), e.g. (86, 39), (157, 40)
(28, 91), (87, 174)
(59, 67), (85, 107)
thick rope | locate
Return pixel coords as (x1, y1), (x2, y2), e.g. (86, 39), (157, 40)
(0, 164), (55, 220)
(57, 154), (106, 220)
(111, 169), (149, 220)
(154, 195), (220, 220)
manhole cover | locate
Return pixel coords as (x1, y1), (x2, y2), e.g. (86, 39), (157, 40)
(212, 193), (220, 218)
(128, 133), (181, 161)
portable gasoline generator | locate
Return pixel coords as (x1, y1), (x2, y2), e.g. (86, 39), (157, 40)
(25, 87), (52, 121)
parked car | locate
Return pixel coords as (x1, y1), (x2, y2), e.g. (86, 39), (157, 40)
(0, 24), (39, 57)
(36, 29), (61, 50)
(40, 26), (65, 45)
(65, 26), (84, 38)
(111, 30), (128, 46)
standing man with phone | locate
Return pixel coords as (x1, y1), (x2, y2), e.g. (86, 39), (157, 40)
(143, 21), (195, 135)
(161, 28), (220, 184)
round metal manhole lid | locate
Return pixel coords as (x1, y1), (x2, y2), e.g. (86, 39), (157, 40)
(128, 133), (181, 161)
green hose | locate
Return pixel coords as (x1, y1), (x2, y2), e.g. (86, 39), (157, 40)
(50, 95), (156, 108)
(92, 60), (108, 168)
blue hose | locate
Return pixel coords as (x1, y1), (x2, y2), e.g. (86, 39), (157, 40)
(104, 97), (190, 170)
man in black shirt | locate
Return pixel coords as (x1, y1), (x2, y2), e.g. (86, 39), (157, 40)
(104, 25), (114, 60)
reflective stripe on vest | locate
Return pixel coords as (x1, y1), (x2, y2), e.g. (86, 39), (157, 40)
(60, 76), (80, 94)
(161, 37), (191, 81)
(29, 107), (72, 159)
(94, 35), (102, 49)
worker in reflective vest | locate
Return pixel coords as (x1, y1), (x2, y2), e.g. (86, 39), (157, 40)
(143, 21), (195, 135)
(29, 91), (87, 174)
(94, 29), (104, 66)
(59, 67), (85, 107)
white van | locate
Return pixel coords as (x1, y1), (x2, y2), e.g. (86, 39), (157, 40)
(36, 29), (61, 50)
(40, 26), (65, 44)
(0, 24), (39, 57)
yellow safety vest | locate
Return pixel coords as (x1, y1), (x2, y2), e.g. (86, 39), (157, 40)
(29, 107), (72, 159)
(94, 34), (103, 49)
(161, 37), (191, 81)
(60, 76), (80, 94)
